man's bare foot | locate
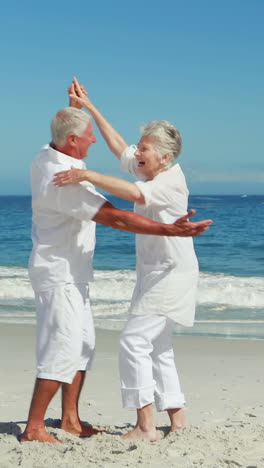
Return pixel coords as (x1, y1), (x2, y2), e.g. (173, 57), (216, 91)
(168, 408), (187, 432)
(21, 428), (61, 443)
(121, 426), (158, 442)
(61, 420), (106, 437)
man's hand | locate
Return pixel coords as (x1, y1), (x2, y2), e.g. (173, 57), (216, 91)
(172, 209), (213, 237)
(68, 79), (88, 108)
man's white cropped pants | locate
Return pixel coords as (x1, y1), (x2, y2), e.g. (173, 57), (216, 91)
(35, 283), (95, 384)
(119, 314), (185, 411)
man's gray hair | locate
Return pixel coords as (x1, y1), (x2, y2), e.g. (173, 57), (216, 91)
(51, 107), (91, 146)
(140, 120), (182, 169)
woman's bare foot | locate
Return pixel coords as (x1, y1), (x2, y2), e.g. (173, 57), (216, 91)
(121, 425), (158, 442)
(167, 408), (187, 432)
(121, 403), (158, 441)
(61, 420), (106, 437)
(21, 428), (61, 443)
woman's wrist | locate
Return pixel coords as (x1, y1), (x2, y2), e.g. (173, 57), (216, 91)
(83, 169), (93, 181)
(84, 100), (96, 114)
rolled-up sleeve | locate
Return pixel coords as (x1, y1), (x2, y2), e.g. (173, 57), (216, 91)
(135, 179), (175, 209)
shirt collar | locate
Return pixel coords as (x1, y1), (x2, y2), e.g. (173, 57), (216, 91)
(154, 163), (180, 180)
(47, 144), (85, 169)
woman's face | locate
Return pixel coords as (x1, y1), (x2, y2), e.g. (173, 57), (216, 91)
(134, 136), (166, 180)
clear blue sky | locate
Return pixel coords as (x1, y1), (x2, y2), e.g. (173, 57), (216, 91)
(1, 0), (263, 195)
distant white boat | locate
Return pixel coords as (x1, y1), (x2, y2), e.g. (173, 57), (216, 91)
(241, 195), (248, 198)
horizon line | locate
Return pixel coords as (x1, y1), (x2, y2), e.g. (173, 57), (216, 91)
(0, 193), (263, 197)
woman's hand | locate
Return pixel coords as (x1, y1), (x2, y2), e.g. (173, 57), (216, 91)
(53, 168), (89, 186)
(68, 77), (93, 110)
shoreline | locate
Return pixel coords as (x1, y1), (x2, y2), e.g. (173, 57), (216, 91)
(0, 324), (264, 466)
(1, 319), (264, 342)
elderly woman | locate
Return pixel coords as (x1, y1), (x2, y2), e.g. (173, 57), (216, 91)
(53, 78), (211, 441)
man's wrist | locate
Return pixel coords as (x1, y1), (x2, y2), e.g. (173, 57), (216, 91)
(163, 224), (175, 236)
(69, 99), (81, 109)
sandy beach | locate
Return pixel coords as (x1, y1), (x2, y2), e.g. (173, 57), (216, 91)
(0, 324), (263, 467)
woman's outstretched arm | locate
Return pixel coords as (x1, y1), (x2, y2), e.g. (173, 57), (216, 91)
(53, 168), (145, 204)
(69, 78), (127, 159)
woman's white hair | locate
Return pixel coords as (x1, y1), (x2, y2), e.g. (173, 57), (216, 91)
(51, 107), (91, 146)
(140, 120), (182, 169)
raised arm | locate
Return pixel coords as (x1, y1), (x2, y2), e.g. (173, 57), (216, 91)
(53, 168), (145, 204)
(69, 78), (127, 158)
(93, 203), (212, 237)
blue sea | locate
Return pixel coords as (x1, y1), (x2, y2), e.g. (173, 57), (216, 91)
(0, 195), (263, 340)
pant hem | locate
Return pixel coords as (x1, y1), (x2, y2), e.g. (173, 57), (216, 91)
(155, 392), (185, 412)
(37, 372), (74, 384)
(121, 385), (155, 409)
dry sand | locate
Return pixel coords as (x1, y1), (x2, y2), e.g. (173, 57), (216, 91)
(0, 324), (263, 467)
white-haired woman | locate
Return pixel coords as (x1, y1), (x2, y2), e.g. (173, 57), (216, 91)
(53, 78), (211, 441)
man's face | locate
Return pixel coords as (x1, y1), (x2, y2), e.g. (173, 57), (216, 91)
(75, 122), (97, 159)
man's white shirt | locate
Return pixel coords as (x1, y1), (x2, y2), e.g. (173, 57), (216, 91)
(29, 144), (106, 291)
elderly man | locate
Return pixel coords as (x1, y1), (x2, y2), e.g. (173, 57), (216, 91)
(21, 106), (211, 443)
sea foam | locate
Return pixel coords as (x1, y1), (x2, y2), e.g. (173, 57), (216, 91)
(0, 266), (263, 310)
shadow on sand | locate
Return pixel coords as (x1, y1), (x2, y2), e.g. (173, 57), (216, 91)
(0, 418), (63, 442)
(110, 423), (170, 437)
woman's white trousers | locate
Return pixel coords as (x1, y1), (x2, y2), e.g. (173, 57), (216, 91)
(119, 314), (185, 411)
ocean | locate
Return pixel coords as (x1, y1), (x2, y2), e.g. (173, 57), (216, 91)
(0, 195), (263, 340)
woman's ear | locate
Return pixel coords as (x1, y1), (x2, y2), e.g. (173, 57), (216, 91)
(162, 153), (171, 165)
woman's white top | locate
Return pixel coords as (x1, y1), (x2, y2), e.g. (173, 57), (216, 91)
(120, 145), (199, 327)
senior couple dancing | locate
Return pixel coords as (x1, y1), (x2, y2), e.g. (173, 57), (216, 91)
(22, 78), (212, 443)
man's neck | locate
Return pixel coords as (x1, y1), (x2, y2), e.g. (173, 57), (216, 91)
(50, 142), (77, 159)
